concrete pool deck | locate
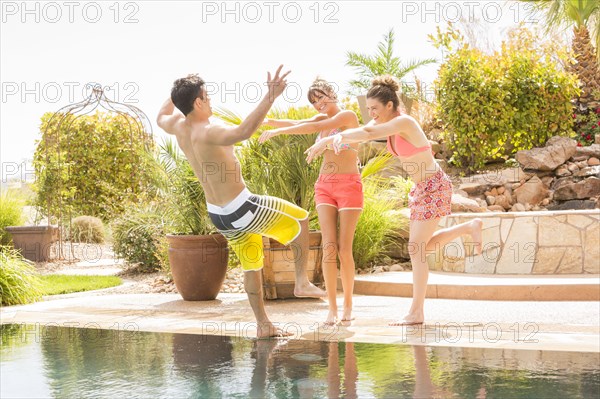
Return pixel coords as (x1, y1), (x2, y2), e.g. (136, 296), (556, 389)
(2, 291), (599, 353)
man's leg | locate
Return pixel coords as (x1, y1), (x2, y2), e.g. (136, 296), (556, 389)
(244, 270), (292, 338)
(292, 217), (327, 298)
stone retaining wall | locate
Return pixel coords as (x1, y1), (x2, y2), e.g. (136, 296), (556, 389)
(428, 210), (599, 274)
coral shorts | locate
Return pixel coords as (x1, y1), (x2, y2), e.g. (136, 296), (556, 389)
(314, 173), (363, 211)
(409, 169), (452, 221)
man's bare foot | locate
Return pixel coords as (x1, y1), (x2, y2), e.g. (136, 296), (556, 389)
(472, 218), (483, 255)
(294, 282), (327, 298)
(324, 310), (338, 326)
(389, 313), (423, 326)
(256, 322), (294, 339)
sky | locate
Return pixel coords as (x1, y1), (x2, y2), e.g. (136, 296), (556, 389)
(1, 0), (537, 184)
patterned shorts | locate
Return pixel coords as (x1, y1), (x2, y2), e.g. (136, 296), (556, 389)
(208, 188), (308, 271)
(408, 169), (452, 221)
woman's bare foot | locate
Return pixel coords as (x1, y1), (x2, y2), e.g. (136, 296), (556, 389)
(294, 282), (327, 298)
(389, 312), (424, 326)
(341, 307), (354, 322)
(471, 218), (483, 255)
(324, 310), (338, 326)
(257, 322), (294, 339)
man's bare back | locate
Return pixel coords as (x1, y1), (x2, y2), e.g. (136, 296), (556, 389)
(171, 119), (246, 207)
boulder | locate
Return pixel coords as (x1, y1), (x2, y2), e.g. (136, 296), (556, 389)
(555, 165), (571, 177)
(547, 199), (597, 210)
(553, 177), (600, 200)
(511, 203), (527, 212)
(541, 176), (554, 187)
(494, 194), (512, 210)
(514, 176), (548, 205)
(515, 136), (577, 171)
(487, 205), (505, 212)
(574, 144), (600, 158)
(451, 194), (486, 213)
(573, 165), (600, 178)
(588, 157), (600, 166)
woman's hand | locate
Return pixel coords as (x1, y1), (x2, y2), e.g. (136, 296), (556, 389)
(305, 136), (333, 163)
(259, 128), (282, 143)
(332, 135), (344, 155)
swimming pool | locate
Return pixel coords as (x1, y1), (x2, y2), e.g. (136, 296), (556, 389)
(1, 323), (598, 398)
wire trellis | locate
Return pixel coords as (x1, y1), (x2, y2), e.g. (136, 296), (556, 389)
(41, 83), (153, 261)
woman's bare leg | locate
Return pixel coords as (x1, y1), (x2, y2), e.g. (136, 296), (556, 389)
(338, 209), (361, 322)
(317, 205), (339, 325)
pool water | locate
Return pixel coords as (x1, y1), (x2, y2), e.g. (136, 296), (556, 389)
(1, 323), (598, 398)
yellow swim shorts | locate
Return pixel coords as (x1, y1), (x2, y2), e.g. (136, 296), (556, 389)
(207, 188), (308, 271)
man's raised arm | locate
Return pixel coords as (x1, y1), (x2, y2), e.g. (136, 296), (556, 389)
(204, 65), (291, 146)
(157, 98), (184, 135)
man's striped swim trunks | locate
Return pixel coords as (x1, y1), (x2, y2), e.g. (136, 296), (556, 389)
(207, 188), (309, 271)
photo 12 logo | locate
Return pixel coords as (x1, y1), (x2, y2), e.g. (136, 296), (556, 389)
(1, 1), (140, 24)
(201, 1), (340, 24)
(1, 81), (140, 104)
(400, 1), (538, 24)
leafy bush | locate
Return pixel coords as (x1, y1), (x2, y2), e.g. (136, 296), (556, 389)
(574, 106), (600, 146)
(352, 154), (410, 269)
(432, 25), (580, 172)
(0, 246), (43, 305)
(111, 203), (170, 273)
(69, 216), (105, 243)
(33, 111), (156, 222)
(0, 190), (25, 245)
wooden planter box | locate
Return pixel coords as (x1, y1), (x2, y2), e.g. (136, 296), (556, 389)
(262, 231), (323, 300)
(5, 225), (60, 262)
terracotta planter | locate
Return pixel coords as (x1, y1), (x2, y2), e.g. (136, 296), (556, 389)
(166, 234), (229, 301)
(5, 225), (60, 262)
(261, 231), (323, 300)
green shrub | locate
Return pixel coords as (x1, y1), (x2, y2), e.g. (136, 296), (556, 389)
(0, 246), (43, 306)
(111, 203), (169, 273)
(0, 190), (25, 245)
(33, 111), (157, 222)
(352, 156), (410, 269)
(574, 106), (600, 146)
(69, 216), (105, 243)
(432, 25), (580, 172)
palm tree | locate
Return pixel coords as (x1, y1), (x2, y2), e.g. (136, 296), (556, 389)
(523, 0), (600, 106)
(345, 28), (437, 97)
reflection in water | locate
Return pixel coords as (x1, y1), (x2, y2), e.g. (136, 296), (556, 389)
(1, 324), (599, 398)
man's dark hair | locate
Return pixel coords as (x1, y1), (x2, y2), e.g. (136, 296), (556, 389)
(171, 74), (205, 116)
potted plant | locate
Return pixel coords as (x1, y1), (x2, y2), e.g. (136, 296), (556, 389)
(158, 140), (228, 301)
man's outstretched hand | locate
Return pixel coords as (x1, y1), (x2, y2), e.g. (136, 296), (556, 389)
(266, 65), (291, 101)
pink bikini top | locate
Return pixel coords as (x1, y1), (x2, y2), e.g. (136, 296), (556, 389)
(387, 134), (431, 157)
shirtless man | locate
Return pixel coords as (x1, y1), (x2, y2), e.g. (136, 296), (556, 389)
(157, 65), (326, 338)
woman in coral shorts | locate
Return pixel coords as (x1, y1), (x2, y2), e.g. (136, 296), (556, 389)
(306, 76), (483, 326)
(261, 77), (362, 325)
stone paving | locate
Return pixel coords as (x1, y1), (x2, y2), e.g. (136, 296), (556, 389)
(2, 292), (598, 353)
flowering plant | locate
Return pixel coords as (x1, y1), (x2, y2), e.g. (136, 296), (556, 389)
(573, 107), (600, 146)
